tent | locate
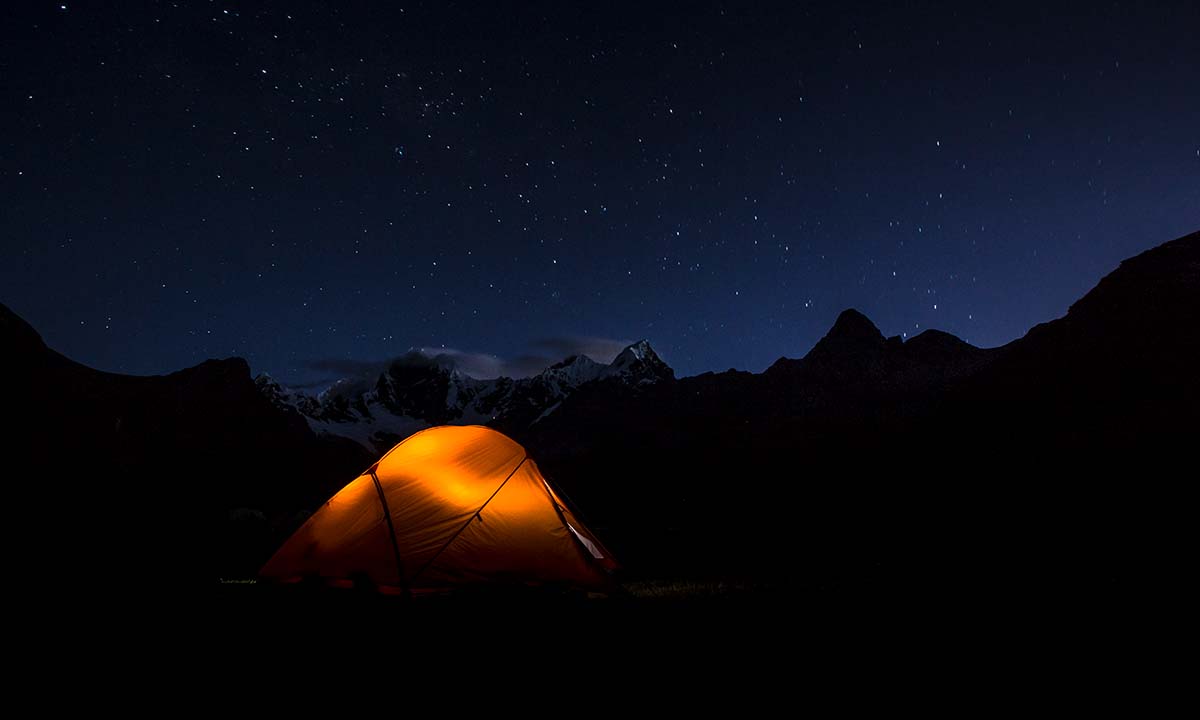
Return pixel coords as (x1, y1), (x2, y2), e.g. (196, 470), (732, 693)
(260, 425), (617, 593)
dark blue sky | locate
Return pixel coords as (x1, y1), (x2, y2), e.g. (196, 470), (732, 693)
(3, 1), (1197, 383)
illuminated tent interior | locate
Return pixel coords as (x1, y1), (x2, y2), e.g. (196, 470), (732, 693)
(260, 425), (617, 593)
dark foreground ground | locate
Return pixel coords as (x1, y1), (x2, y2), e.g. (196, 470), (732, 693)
(209, 575), (1149, 659)
(193, 580), (1174, 701)
(5, 578), (1141, 706)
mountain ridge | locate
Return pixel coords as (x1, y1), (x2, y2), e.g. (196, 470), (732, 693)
(255, 338), (674, 453)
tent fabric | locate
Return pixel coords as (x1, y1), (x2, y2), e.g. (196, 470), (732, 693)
(260, 425), (617, 592)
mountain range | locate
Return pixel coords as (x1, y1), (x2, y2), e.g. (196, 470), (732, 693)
(3, 230), (1196, 593)
(256, 339), (672, 454)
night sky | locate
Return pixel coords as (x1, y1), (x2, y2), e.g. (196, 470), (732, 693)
(3, 2), (1197, 384)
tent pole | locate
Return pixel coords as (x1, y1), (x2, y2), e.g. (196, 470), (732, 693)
(370, 468), (410, 597)
(408, 456), (528, 585)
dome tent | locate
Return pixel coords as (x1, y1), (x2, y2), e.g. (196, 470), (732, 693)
(260, 425), (617, 593)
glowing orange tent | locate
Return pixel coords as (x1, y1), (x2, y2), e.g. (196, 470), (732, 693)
(260, 425), (617, 593)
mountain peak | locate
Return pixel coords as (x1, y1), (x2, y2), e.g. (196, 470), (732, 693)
(540, 353), (606, 388)
(766, 309), (886, 375)
(612, 339), (660, 364)
(610, 339), (644, 362)
(548, 354), (600, 371)
(826, 309), (884, 343)
(905, 328), (971, 350)
(801, 308), (887, 361)
(625, 339), (654, 356)
(609, 340), (673, 383)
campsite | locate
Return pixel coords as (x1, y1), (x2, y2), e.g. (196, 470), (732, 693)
(3, 5), (1196, 647)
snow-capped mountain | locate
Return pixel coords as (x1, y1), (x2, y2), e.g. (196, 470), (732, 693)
(256, 340), (673, 452)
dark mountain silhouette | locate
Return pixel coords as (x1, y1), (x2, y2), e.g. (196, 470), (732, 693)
(1, 304), (370, 581)
(762, 308), (998, 416)
(3, 230), (1195, 596)
(952, 233), (1199, 448)
(519, 231), (1198, 592)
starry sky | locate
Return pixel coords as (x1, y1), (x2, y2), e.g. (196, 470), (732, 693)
(3, 2), (1197, 383)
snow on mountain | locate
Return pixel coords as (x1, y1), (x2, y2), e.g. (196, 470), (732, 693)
(541, 354), (607, 390)
(607, 339), (671, 384)
(256, 340), (672, 453)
